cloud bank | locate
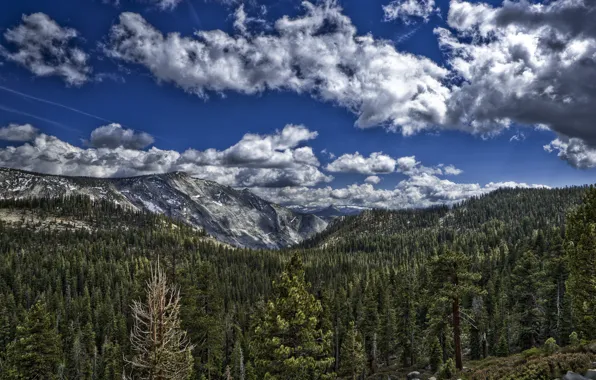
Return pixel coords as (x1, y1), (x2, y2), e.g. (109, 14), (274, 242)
(0, 122), (545, 209)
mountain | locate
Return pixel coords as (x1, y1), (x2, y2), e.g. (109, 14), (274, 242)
(299, 186), (589, 250)
(288, 204), (369, 221)
(0, 167), (327, 249)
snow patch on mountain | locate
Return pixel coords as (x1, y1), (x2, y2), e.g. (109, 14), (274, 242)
(0, 168), (328, 249)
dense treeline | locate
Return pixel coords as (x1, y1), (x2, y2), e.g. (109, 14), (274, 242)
(0, 186), (594, 379)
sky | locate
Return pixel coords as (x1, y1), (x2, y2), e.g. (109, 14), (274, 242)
(0, 0), (594, 210)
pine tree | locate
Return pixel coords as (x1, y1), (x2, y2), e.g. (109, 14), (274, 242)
(252, 253), (335, 380)
(429, 336), (443, 372)
(429, 249), (481, 370)
(565, 187), (596, 340)
(511, 250), (543, 349)
(231, 339), (245, 380)
(4, 301), (63, 380)
(127, 264), (194, 380)
(338, 322), (366, 380)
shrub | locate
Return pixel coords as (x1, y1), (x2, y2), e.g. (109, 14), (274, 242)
(544, 338), (559, 354)
(438, 358), (456, 380)
(570, 332), (580, 346)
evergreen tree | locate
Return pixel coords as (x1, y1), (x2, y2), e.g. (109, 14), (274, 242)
(511, 250), (543, 349)
(338, 322), (366, 380)
(4, 301), (63, 380)
(429, 249), (481, 370)
(565, 186), (596, 340)
(231, 339), (245, 380)
(128, 264), (194, 380)
(252, 253), (334, 380)
(429, 336), (443, 372)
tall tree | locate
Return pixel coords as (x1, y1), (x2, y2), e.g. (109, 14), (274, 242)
(128, 264), (194, 380)
(338, 322), (366, 380)
(4, 301), (63, 380)
(429, 249), (481, 370)
(252, 253), (334, 380)
(565, 186), (596, 340)
(511, 250), (543, 349)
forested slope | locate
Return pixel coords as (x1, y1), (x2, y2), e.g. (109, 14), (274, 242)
(0, 185), (595, 379)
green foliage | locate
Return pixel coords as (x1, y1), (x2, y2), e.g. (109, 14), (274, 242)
(496, 331), (509, 357)
(570, 332), (580, 346)
(0, 186), (592, 379)
(429, 336), (443, 372)
(251, 253), (335, 380)
(565, 186), (596, 340)
(438, 358), (456, 379)
(543, 337), (559, 354)
(338, 322), (366, 380)
(468, 351), (596, 380)
(3, 301), (63, 380)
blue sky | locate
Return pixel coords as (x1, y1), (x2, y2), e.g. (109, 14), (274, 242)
(0, 0), (594, 209)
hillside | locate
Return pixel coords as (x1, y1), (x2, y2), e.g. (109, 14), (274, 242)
(0, 167), (327, 249)
(0, 182), (595, 379)
(300, 186), (588, 252)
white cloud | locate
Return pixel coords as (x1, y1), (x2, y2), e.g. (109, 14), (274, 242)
(254, 173), (546, 210)
(326, 152), (397, 174)
(103, 0), (182, 11)
(88, 123), (154, 149)
(544, 137), (596, 169)
(438, 0), (596, 148)
(0, 13), (91, 86)
(510, 132), (526, 143)
(105, 2), (450, 135)
(365, 175), (381, 184)
(152, 0), (182, 11)
(442, 164), (463, 176)
(383, 0), (439, 24)
(0, 124), (332, 188)
(0, 124), (39, 142)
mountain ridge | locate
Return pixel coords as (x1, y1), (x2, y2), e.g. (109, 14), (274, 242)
(0, 167), (328, 249)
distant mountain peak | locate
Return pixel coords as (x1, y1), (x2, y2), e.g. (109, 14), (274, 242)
(0, 167), (327, 249)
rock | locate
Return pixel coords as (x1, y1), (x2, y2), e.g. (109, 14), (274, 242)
(563, 371), (589, 380)
(406, 371), (421, 380)
(585, 369), (596, 380)
(428, 377), (437, 380)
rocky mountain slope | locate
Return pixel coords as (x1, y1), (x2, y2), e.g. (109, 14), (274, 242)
(288, 204), (368, 221)
(0, 168), (327, 249)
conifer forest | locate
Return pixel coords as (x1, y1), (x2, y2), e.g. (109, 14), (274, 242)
(0, 186), (595, 379)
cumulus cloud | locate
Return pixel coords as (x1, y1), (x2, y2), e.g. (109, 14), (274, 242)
(437, 0), (596, 150)
(383, 0), (439, 24)
(88, 123), (155, 149)
(365, 175), (381, 184)
(0, 13), (91, 86)
(105, 2), (450, 134)
(0, 124), (331, 188)
(254, 173), (546, 210)
(326, 152), (397, 175)
(0, 124), (39, 142)
(544, 137), (596, 169)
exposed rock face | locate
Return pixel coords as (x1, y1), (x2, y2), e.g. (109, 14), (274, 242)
(0, 168), (328, 249)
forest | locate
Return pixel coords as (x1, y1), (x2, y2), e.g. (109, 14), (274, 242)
(0, 186), (595, 379)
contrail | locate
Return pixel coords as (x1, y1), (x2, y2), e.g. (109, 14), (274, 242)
(0, 104), (80, 133)
(0, 84), (113, 124)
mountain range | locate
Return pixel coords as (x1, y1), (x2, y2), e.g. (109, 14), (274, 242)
(0, 167), (327, 249)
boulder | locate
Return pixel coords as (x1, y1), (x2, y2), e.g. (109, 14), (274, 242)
(406, 371), (421, 380)
(563, 371), (588, 380)
(428, 377), (437, 380)
(585, 369), (596, 380)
